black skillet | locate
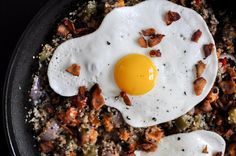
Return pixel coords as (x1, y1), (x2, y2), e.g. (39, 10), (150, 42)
(2, 0), (235, 156)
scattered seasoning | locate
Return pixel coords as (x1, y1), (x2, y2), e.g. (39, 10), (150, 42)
(184, 91), (187, 95)
(106, 41), (111, 45)
(203, 43), (214, 58)
(149, 49), (162, 57)
(114, 95), (120, 100)
(126, 107), (129, 110)
(152, 117), (157, 121)
(165, 11), (181, 25)
(202, 145), (209, 154)
(182, 149), (185, 152)
(184, 50), (187, 53)
(191, 29), (202, 42)
(65, 64), (81, 76)
(163, 64), (166, 66)
(177, 137), (181, 141)
(162, 86), (166, 89)
(126, 116), (131, 120)
(166, 110), (169, 113)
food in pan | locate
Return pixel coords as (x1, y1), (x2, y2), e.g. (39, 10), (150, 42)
(26, 0), (236, 155)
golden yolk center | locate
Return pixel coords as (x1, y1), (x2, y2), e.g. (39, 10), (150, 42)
(114, 54), (158, 95)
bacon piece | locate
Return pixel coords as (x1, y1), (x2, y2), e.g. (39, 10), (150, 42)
(120, 91), (132, 106)
(195, 60), (206, 78)
(219, 80), (236, 94)
(148, 34), (165, 47)
(145, 126), (164, 143)
(39, 141), (54, 153)
(213, 152), (222, 156)
(140, 143), (157, 152)
(227, 67), (236, 80)
(203, 43), (214, 58)
(103, 115), (113, 132)
(57, 24), (70, 37)
(202, 145), (209, 154)
(66, 64), (81, 76)
(201, 100), (212, 112)
(142, 28), (156, 36)
(165, 11), (181, 25)
(65, 107), (79, 126)
(137, 36), (148, 48)
(91, 84), (105, 110)
(191, 29), (202, 42)
(149, 49), (161, 57)
(72, 86), (87, 109)
(119, 129), (130, 141)
(193, 77), (206, 96)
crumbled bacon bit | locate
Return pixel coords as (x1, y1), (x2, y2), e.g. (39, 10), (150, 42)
(63, 19), (76, 32)
(128, 142), (137, 153)
(65, 107), (79, 126)
(195, 60), (206, 78)
(229, 143), (236, 156)
(119, 129), (130, 141)
(57, 24), (70, 37)
(91, 84), (105, 110)
(81, 127), (98, 144)
(219, 80), (236, 94)
(220, 57), (227, 67)
(103, 115), (113, 132)
(202, 145), (209, 154)
(227, 67), (236, 80)
(137, 36), (148, 48)
(145, 126), (164, 143)
(148, 34), (165, 47)
(115, 0), (125, 7)
(120, 91), (132, 106)
(193, 77), (207, 96)
(213, 152), (222, 156)
(73, 86), (87, 109)
(66, 64), (81, 76)
(203, 43), (214, 58)
(165, 11), (181, 25)
(224, 129), (234, 139)
(89, 112), (101, 128)
(142, 28), (156, 36)
(39, 141), (54, 153)
(201, 100), (212, 112)
(191, 29), (202, 42)
(149, 49), (161, 57)
(125, 153), (136, 156)
(140, 143), (157, 152)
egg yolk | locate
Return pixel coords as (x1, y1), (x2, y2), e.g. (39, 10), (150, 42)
(114, 54), (158, 95)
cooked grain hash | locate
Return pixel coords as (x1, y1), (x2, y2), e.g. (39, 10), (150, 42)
(26, 0), (236, 155)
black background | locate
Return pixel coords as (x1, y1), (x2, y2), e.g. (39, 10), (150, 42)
(0, 0), (235, 155)
(0, 0), (48, 155)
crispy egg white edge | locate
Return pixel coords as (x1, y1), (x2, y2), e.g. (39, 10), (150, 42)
(135, 130), (226, 156)
(47, 0), (218, 127)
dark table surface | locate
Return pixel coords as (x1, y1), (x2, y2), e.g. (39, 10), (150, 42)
(0, 0), (235, 155)
(0, 0), (48, 155)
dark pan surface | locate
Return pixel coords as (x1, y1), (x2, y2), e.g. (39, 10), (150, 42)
(2, 0), (235, 156)
(3, 0), (76, 155)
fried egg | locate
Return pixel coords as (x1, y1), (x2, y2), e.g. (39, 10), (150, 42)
(135, 130), (225, 156)
(48, 0), (218, 127)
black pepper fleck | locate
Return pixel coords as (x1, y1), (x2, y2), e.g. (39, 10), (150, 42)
(163, 63), (166, 66)
(106, 41), (111, 45)
(152, 117), (157, 121)
(177, 137), (181, 141)
(184, 91), (187, 95)
(162, 86), (166, 89)
(182, 149), (185, 152)
(114, 96), (119, 100)
(126, 107), (129, 110)
(166, 110), (169, 113)
(184, 50), (186, 53)
(126, 116), (131, 120)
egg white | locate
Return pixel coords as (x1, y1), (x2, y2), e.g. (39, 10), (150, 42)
(48, 0), (218, 127)
(135, 130), (225, 156)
